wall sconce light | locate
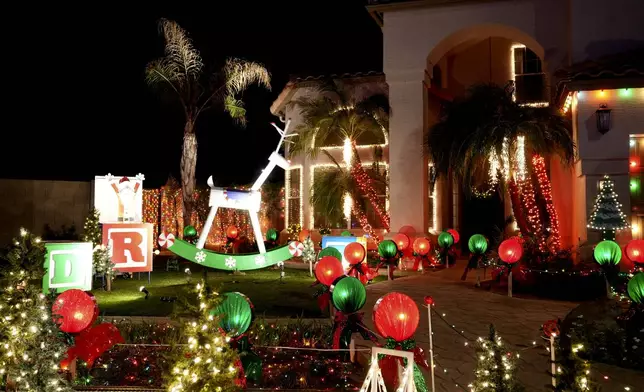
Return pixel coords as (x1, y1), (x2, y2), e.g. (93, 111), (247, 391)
(596, 103), (612, 134)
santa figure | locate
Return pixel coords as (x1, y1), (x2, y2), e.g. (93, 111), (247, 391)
(110, 176), (141, 222)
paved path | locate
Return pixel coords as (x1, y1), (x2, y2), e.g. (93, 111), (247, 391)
(359, 261), (644, 392)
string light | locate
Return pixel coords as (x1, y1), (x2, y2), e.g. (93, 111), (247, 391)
(533, 154), (561, 251)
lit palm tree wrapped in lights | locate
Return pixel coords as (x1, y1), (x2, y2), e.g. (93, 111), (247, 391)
(146, 18), (271, 228)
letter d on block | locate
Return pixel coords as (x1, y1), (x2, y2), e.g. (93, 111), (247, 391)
(43, 242), (93, 294)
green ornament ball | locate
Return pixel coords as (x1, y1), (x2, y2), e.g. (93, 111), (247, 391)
(183, 225), (198, 238)
(332, 276), (367, 313)
(627, 273), (644, 304)
(318, 247), (342, 261)
(341, 230), (352, 237)
(378, 240), (398, 259)
(593, 240), (622, 266)
(209, 292), (253, 337)
(438, 232), (454, 248)
(266, 228), (279, 242)
(468, 234), (488, 255)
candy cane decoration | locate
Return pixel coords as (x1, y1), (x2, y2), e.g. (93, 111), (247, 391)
(288, 241), (304, 257)
(158, 232), (175, 248)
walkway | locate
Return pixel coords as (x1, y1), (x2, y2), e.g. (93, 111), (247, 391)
(359, 261), (644, 392)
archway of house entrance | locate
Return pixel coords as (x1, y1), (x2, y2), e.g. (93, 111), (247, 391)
(425, 24), (547, 248)
(384, 0), (566, 235)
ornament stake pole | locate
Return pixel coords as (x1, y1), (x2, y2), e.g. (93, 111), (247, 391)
(604, 275), (614, 299)
(550, 334), (556, 388)
(427, 304), (436, 392)
(508, 269), (513, 297)
(350, 338), (356, 363)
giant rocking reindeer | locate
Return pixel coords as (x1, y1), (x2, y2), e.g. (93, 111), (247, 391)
(195, 120), (293, 254)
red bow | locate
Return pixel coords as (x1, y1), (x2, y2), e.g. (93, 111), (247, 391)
(332, 312), (377, 349)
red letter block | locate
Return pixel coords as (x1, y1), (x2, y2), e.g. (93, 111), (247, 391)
(102, 223), (153, 272)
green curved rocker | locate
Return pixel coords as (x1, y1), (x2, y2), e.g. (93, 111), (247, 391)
(167, 239), (293, 271)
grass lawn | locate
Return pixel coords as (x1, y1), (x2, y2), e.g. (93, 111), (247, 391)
(92, 265), (324, 318)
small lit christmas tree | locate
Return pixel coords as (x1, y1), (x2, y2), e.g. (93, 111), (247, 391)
(472, 325), (523, 392)
(93, 245), (115, 291)
(302, 237), (316, 265)
(552, 342), (598, 392)
(82, 208), (102, 246)
(165, 282), (241, 392)
(587, 175), (629, 240)
(0, 228), (72, 391)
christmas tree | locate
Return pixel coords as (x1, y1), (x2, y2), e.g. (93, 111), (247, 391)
(472, 325), (523, 392)
(82, 208), (102, 246)
(551, 342), (598, 392)
(587, 175), (629, 240)
(165, 282), (241, 392)
(302, 237), (316, 265)
(0, 228), (72, 392)
(93, 245), (115, 291)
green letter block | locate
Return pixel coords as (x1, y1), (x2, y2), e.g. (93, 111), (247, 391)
(43, 242), (94, 293)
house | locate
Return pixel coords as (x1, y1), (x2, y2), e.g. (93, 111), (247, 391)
(272, 0), (644, 246)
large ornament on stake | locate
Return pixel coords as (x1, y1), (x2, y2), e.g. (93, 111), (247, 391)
(52, 289), (99, 334)
(372, 292), (428, 392)
(498, 238), (523, 297)
(330, 276), (375, 349)
(315, 256), (345, 286)
(392, 233), (410, 253)
(210, 292), (254, 337)
(625, 239), (644, 266)
(226, 225), (239, 240)
(266, 228), (279, 243)
(463, 234), (488, 284)
(411, 237), (431, 271)
(298, 229), (310, 242)
(71, 323), (124, 367)
(447, 229), (460, 244)
(210, 292), (262, 382)
(318, 246), (342, 261)
(377, 240), (399, 280)
(594, 240), (622, 299)
(437, 232), (454, 248)
(627, 273), (644, 304)
(344, 242), (370, 284)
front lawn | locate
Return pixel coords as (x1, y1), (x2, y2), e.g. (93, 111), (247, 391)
(92, 266), (322, 318)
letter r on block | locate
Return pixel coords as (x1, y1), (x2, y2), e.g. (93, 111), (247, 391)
(110, 231), (145, 264)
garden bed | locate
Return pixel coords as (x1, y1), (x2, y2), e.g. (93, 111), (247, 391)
(73, 319), (364, 390)
(512, 269), (606, 301)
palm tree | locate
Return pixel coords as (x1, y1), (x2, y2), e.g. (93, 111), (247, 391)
(427, 83), (574, 251)
(289, 81), (390, 230)
(146, 19), (270, 228)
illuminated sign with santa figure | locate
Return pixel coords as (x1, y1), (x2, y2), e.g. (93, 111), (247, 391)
(93, 174), (144, 223)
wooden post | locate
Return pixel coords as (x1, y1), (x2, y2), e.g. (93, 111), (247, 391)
(550, 335), (556, 388)
(350, 338), (356, 363)
(106, 274), (112, 292)
(69, 358), (77, 383)
(508, 270), (513, 297)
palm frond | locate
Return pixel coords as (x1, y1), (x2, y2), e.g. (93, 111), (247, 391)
(156, 19), (203, 86)
(223, 58), (271, 124)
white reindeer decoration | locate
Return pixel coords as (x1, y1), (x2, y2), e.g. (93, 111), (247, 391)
(196, 120), (292, 254)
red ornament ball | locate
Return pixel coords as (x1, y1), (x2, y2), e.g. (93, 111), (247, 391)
(424, 296), (434, 305)
(373, 292), (419, 341)
(315, 256), (345, 286)
(226, 225), (239, 239)
(52, 289), (98, 334)
(398, 225), (417, 236)
(392, 233), (410, 252)
(412, 237), (431, 256)
(298, 229), (311, 243)
(499, 238), (523, 264)
(626, 239), (644, 264)
(344, 242), (366, 265)
(447, 229), (460, 244)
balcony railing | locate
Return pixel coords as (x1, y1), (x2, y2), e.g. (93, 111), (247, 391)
(514, 73), (548, 104)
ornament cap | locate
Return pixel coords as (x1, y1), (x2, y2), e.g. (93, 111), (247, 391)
(424, 296), (434, 305)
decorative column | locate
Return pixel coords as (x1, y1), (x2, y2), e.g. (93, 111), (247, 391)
(387, 69), (428, 233)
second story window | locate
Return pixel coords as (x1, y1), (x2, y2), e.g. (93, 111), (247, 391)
(513, 46), (546, 104)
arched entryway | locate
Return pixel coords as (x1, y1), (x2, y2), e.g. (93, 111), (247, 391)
(424, 24), (547, 245)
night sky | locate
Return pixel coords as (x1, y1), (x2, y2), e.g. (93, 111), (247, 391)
(3, 1), (382, 188)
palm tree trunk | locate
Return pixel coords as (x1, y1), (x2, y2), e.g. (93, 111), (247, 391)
(350, 144), (390, 229)
(181, 120), (197, 229)
(532, 154), (561, 251)
(519, 175), (548, 252)
(508, 179), (529, 236)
